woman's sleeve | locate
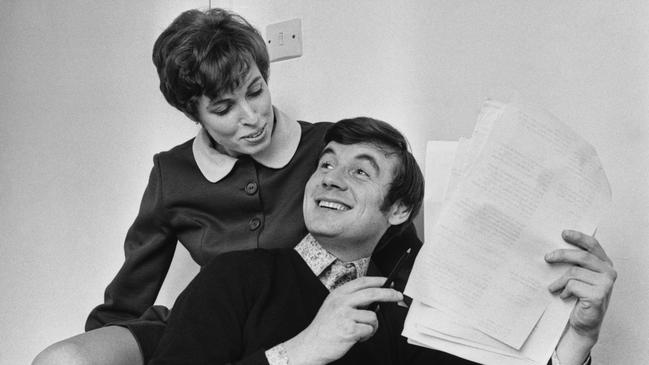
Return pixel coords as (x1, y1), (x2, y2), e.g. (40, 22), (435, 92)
(85, 154), (178, 337)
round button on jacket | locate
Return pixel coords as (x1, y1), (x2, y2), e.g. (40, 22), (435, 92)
(245, 182), (258, 195)
(248, 217), (261, 231)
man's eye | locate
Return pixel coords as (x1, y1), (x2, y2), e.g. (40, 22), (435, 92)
(319, 161), (333, 169)
(354, 169), (369, 177)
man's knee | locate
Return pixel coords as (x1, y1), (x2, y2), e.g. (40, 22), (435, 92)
(32, 340), (88, 365)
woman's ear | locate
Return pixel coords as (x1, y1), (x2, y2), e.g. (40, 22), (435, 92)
(387, 200), (411, 226)
(183, 111), (200, 124)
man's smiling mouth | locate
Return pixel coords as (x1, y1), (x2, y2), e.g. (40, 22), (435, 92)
(318, 200), (351, 211)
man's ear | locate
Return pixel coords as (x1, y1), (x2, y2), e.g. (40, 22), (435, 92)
(387, 200), (411, 226)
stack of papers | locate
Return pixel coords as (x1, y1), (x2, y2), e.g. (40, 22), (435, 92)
(403, 100), (611, 365)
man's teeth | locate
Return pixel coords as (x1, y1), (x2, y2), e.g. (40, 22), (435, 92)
(318, 201), (349, 211)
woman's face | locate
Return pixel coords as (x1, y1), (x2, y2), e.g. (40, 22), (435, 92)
(196, 64), (274, 157)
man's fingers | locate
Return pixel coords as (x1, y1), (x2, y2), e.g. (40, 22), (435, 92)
(351, 309), (379, 341)
(562, 230), (612, 265)
(351, 309), (378, 326)
(336, 276), (387, 294)
(556, 279), (599, 301)
(346, 287), (403, 308)
(545, 249), (608, 272)
(333, 277), (403, 307)
(352, 322), (377, 343)
(548, 266), (602, 293)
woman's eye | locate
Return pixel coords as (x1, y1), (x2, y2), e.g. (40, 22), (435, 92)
(210, 104), (232, 116)
(213, 108), (230, 116)
(248, 87), (263, 97)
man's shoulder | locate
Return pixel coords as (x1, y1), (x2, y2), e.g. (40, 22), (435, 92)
(200, 248), (300, 280)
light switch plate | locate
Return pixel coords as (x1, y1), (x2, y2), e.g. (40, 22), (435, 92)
(266, 18), (302, 62)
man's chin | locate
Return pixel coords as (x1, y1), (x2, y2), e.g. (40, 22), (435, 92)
(304, 223), (341, 239)
(307, 228), (335, 236)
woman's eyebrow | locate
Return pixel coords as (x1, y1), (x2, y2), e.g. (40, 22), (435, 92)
(209, 76), (264, 105)
(246, 76), (262, 87)
(208, 98), (232, 108)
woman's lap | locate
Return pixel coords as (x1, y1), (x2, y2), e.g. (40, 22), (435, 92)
(32, 326), (142, 365)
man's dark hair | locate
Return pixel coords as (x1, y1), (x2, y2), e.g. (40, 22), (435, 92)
(152, 8), (269, 122)
(324, 117), (424, 231)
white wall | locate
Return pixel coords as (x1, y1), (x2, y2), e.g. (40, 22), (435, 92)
(1, 1), (647, 364)
(0, 1), (205, 363)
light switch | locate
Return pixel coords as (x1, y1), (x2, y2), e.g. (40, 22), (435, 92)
(266, 19), (302, 62)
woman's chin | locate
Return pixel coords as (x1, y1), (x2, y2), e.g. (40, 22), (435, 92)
(244, 137), (272, 155)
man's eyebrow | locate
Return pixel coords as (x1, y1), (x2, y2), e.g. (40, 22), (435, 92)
(355, 154), (380, 173)
(317, 147), (334, 160)
(209, 76), (263, 105)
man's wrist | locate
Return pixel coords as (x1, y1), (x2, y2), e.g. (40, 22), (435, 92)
(265, 344), (289, 365)
(552, 350), (591, 365)
(281, 333), (324, 365)
(555, 327), (597, 365)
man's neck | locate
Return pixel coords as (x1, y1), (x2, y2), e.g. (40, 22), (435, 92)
(311, 234), (377, 262)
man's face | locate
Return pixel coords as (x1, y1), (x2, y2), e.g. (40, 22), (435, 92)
(303, 141), (402, 250)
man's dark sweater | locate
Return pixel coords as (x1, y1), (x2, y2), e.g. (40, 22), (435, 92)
(149, 248), (478, 365)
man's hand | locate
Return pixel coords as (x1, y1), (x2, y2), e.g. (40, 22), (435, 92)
(545, 230), (617, 365)
(283, 276), (403, 365)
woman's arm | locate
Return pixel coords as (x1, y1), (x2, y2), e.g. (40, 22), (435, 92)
(86, 154), (178, 334)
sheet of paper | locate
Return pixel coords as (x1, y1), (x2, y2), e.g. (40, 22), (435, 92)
(447, 100), (505, 197)
(403, 297), (574, 364)
(403, 321), (541, 365)
(405, 102), (611, 349)
(424, 141), (458, 241)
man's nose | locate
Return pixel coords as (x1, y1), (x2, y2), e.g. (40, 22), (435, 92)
(322, 168), (348, 190)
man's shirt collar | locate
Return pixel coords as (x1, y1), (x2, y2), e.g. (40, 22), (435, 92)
(192, 107), (302, 183)
(294, 234), (370, 290)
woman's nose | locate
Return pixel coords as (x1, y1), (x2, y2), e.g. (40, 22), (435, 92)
(239, 101), (258, 126)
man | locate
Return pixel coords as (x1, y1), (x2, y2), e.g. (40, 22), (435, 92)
(149, 117), (616, 365)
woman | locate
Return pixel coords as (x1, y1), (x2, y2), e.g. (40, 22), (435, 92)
(33, 8), (420, 365)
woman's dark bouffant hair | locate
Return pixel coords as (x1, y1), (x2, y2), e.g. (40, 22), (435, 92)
(324, 117), (425, 231)
(152, 8), (269, 122)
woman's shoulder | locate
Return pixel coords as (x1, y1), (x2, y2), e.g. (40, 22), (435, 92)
(298, 120), (333, 132)
(157, 138), (194, 159)
(149, 138), (196, 172)
(297, 120), (332, 146)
